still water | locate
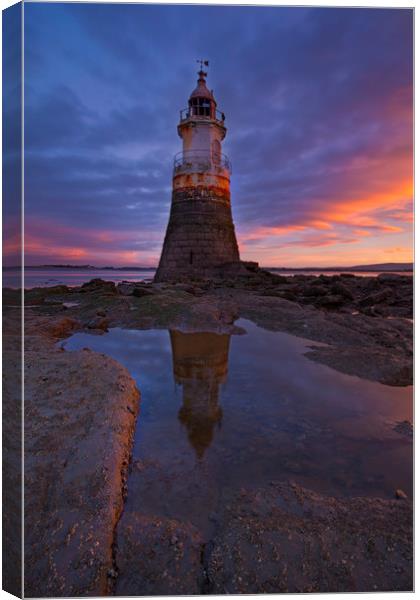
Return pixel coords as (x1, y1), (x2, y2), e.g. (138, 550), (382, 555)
(3, 267), (412, 288)
(3, 268), (155, 289)
(62, 319), (412, 537)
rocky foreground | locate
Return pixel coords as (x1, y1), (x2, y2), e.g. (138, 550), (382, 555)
(18, 267), (413, 387)
(3, 268), (413, 595)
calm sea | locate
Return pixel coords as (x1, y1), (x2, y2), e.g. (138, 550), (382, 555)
(2, 267), (412, 289)
(3, 268), (156, 289)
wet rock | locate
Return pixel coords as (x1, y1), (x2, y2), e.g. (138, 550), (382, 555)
(359, 306), (381, 317)
(49, 317), (80, 339)
(330, 282), (354, 301)
(24, 343), (140, 597)
(86, 317), (109, 331)
(44, 285), (71, 295)
(132, 286), (156, 298)
(117, 282), (136, 296)
(80, 278), (117, 295)
(359, 279), (378, 296)
(261, 288), (284, 297)
(280, 290), (298, 302)
(23, 285), (71, 306)
(190, 287), (206, 296)
(370, 305), (390, 317)
(207, 481), (412, 593)
(270, 274), (289, 284)
(115, 514), (204, 596)
(317, 275), (332, 284)
(378, 273), (410, 283)
(359, 287), (394, 307)
(174, 284), (206, 296)
(315, 294), (346, 308)
(218, 303), (240, 325)
(304, 343), (412, 387)
(43, 297), (65, 306)
(242, 260), (260, 272)
(301, 285), (328, 297)
(387, 307), (413, 319)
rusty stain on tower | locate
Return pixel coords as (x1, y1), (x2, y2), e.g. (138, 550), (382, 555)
(154, 63), (240, 282)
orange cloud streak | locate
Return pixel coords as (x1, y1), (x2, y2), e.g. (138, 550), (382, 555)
(240, 177), (412, 252)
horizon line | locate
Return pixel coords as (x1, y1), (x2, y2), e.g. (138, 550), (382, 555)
(3, 261), (414, 272)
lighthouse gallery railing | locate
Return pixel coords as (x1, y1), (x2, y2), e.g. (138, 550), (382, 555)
(173, 150), (232, 175)
(179, 107), (226, 123)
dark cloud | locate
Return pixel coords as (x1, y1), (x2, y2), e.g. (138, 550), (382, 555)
(20, 4), (413, 266)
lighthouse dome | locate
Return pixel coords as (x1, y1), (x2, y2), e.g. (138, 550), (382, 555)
(189, 70), (216, 104)
(190, 71), (215, 102)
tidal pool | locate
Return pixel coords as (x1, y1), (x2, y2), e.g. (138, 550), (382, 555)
(62, 319), (412, 539)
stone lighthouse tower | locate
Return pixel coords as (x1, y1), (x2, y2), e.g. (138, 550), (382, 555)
(154, 63), (240, 282)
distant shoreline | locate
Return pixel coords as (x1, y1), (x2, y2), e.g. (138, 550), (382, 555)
(3, 262), (413, 273)
(268, 266), (413, 273)
(3, 265), (157, 271)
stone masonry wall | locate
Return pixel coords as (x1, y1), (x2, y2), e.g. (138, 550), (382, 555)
(154, 185), (240, 282)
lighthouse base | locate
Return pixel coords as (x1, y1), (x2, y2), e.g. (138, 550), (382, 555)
(154, 185), (240, 283)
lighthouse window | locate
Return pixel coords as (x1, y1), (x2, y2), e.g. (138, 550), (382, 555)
(201, 101), (210, 116)
(189, 251), (194, 265)
(190, 98), (211, 117)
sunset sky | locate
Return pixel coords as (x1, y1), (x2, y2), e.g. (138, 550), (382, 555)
(6, 4), (413, 267)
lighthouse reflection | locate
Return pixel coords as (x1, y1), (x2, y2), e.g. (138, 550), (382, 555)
(169, 330), (231, 458)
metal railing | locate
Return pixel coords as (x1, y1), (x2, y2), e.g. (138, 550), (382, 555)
(179, 107), (226, 124)
(173, 150), (231, 175)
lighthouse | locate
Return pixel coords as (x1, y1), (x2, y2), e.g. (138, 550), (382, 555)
(154, 62), (240, 282)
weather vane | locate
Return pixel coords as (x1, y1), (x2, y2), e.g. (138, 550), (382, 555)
(197, 59), (209, 76)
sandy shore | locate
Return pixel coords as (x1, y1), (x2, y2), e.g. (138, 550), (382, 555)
(4, 268), (412, 595)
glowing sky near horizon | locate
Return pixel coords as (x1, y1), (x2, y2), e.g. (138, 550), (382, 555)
(4, 4), (413, 267)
